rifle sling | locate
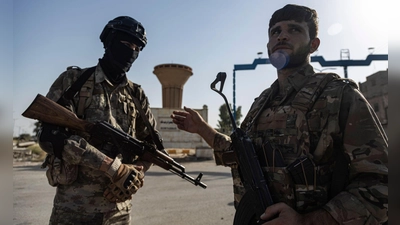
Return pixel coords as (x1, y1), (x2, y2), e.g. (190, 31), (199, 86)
(57, 66), (96, 105)
(49, 66), (96, 159)
(131, 97), (164, 152)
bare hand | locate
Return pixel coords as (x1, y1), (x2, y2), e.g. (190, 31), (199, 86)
(260, 202), (303, 225)
(171, 106), (206, 134)
(260, 202), (338, 225)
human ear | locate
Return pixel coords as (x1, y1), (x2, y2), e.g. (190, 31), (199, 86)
(310, 38), (320, 53)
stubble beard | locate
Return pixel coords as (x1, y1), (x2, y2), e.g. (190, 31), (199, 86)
(268, 42), (311, 70)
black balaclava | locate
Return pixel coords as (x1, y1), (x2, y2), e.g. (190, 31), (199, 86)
(99, 31), (141, 84)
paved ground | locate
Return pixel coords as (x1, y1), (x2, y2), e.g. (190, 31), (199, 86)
(13, 158), (236, 225)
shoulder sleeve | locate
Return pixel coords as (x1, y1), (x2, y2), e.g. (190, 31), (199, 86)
(45, 67), (82, 103)
(38, 68), (83, 155)
(323, 84), (388, 224)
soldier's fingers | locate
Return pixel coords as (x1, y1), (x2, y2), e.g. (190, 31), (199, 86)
(183, 106), (197, 115)
(134, 176), (144, 188)
(172, 111), (189, 117)
(103, 191), (117, 202)
(134, 165), (144, 171)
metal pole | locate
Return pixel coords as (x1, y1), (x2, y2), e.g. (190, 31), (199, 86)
(233, 70), (236, 120)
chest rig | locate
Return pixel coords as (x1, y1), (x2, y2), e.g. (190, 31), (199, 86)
(243, 72), (350, 213)
(67, 66), (139, 131)
(66, 66), (142, 161)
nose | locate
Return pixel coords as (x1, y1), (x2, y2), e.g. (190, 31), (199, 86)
(277, 31), (289, 41)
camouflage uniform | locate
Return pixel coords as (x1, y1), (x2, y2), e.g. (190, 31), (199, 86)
(213, 65), (388, 224)
(40, 63), (157, 224)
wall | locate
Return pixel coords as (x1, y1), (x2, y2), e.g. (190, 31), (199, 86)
(150, 105), (213, 158)
(358, 69), (388, 135)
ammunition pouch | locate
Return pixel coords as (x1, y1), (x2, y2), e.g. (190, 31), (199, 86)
(285, 156), (333, 213)
(286, 157), (316, 186)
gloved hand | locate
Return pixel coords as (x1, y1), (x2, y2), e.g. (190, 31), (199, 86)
(104, 155), (144, 202)
(38, 122), (71, 158)
(103, 183), (132, 203)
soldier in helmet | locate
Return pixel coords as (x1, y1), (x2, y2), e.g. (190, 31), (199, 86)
(171, 4), (388, 225)
(38, 16), (160, 224)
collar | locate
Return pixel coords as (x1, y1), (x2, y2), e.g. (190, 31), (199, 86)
(268, 64), (315, 98)
(95, 62), (129, 87)
(286, 64), (315, 92)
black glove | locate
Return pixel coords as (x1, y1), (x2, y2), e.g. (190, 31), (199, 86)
(38, 122), (71, 158)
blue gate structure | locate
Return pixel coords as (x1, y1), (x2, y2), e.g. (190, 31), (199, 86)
(232, 54), (388, 120)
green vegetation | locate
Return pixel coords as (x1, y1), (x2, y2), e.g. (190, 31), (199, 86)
(17, 133), (32, 142)
(216, 104), (243, 135)
(27, 143), (46, 162)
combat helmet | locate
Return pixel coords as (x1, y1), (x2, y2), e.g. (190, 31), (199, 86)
(100, 16), (147, 50)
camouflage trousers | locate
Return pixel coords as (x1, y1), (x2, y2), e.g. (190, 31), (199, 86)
(49, 207), (130, 225)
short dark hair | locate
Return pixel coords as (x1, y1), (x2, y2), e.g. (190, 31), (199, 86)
(269, 4), (319, 40)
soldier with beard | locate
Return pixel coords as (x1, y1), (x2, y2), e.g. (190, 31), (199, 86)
(38, 16), (160, 224)
(171, 4), (388, 225)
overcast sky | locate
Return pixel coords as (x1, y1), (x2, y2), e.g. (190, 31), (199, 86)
(8, 0), (388, 137)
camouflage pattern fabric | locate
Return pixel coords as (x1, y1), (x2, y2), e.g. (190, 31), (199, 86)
(40, 63), (158, 221)
(49, 205), (131, 225)
(213, 64), (388, 224)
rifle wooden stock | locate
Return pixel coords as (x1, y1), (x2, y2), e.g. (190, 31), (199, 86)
(22, 94), (93, 132)
(22, 94), (207, 189)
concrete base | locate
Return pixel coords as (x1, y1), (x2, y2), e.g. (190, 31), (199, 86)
(195, 147), (214, 160)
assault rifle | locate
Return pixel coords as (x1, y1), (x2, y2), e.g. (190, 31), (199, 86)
(22, 94), (207, 189)
(211, 72), (273, 224)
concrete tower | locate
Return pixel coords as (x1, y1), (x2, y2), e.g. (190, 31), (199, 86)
(153, 63), (193, 108)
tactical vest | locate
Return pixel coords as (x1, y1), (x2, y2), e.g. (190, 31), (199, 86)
(235, 73), (356, 213)
(66, 66), (140, 137)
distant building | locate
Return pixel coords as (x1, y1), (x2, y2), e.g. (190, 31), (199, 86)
(358, 69), (388, 134)
(150, 63), (213, 159)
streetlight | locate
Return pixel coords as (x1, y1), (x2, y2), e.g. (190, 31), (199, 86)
(368, 47), (375, 55)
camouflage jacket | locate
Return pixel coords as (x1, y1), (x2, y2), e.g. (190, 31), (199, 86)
(213, 65), (388, 224)
(40, 63), (158, 213)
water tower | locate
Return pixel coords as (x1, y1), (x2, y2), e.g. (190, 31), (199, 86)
(153, 63), (193, 108)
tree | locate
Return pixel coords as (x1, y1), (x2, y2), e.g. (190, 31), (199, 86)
(216, 104), (242, 135)
(33, 121), (41, 137)
(18, 133), (32, 142)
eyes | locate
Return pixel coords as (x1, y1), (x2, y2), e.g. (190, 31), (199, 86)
(120, 40), (141, 51)
(270, 27), (302, 36)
